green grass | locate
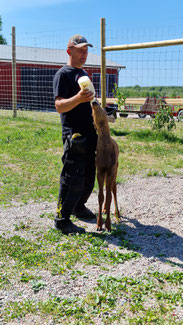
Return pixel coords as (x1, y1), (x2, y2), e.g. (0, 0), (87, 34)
(0, 221), (182, 323)
(0, 228), (140, 277)
(3, 271), (183, 324)
(0, 110), (183, 324)
(0, 113), (62, 205)
(0, 111), (183, 205)
(111, 119), (183, 181)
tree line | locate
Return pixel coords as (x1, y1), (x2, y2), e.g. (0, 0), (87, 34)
(0, 16), (7, 44)
(118, 85), (183, 98)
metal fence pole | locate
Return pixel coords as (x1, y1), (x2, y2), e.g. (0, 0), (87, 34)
(100, 18), (106, 108)
(12, 26), (17, 118)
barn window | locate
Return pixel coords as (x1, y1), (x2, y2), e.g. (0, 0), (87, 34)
(92, 73), (116, 98)
(21, 67), (58, 110)
(92, 73), (101, 97)
(107, 74), (116, 97)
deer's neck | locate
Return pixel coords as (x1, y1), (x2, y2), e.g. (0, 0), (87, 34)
(97, 127), (111, 140)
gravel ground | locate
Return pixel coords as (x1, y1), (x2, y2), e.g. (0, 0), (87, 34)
(0, 175), (183, 324)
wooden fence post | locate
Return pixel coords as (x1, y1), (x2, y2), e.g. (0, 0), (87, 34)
(12, 26), (17, 118)
(100, 18), (106, 108)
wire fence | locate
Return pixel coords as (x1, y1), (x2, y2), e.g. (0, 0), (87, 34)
(0, 20), (183, 120)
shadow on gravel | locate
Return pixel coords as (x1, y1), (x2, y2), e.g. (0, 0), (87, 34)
(115, 217), (183, 269)
(88, 216), (183, 269)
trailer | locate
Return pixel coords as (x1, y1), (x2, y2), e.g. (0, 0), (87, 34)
(100, 97), (183, 121)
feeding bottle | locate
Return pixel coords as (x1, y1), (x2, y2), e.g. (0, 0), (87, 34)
(78, 76), (95, 97)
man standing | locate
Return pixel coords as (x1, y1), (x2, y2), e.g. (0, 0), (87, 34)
(53, 35), (97, 234)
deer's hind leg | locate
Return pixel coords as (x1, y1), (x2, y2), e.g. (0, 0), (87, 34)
(104, 174), (114, 232)
(102, 177), (107, 214)
(112, 177), (121, 224)
(97, 170), (105, 231)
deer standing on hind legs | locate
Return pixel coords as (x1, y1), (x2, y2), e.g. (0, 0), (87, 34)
(91, 100), (121, 232)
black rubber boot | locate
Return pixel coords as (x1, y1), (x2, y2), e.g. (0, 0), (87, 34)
(54, 218), (85, 235)
(72, 206), (96, 220)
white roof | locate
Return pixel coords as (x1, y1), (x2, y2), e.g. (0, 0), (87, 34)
(0, 44), (125, 69)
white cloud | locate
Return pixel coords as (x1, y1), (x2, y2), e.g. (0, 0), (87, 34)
(1, 0), (77, 12)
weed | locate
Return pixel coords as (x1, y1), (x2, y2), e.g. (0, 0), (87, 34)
(39, 212), (55, 219)
(20, 272), (39, 283)
(31, 280), (47, 293)
(14, 221), (30, 231)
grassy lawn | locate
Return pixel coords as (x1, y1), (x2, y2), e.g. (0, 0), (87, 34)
(0, 225), (182, 324)
(0, 110), (183, 324)
(0, 226), (183, 324)
(0, 110), (183, 205)
(0, 112), (62, 205)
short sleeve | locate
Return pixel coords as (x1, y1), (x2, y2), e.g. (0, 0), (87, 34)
(53, 70), (70, 99)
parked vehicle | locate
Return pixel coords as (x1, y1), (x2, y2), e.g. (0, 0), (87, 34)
(120, 97), (183, 121)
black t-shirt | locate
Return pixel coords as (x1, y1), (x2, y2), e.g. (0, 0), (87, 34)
(53, 65), (96, 138)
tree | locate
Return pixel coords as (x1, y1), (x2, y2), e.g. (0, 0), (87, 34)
(0, 16), (7, 44)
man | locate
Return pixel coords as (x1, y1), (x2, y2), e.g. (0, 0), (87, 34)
(53, 34), (97, 234)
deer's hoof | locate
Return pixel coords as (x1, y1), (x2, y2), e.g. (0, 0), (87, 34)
(105, 223), (111, 232)
(105, 228), (111, 232)
(115, 213), (122, 224)
(97, 226), (103, 231)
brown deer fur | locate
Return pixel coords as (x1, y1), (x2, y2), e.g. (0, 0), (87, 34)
(91, 100), (120, 231)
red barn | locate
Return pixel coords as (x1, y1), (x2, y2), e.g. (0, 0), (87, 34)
(0, 45), (124, 110)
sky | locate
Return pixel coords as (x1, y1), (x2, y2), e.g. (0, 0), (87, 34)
(1, 0), (183, 45)
(1, 0), (183, 86)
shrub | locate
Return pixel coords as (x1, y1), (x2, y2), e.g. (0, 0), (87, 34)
(150, 101), (176, 132)
(112, 84), (126, 111)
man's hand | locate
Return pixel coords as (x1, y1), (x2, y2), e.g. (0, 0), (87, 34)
(77, 89), (94, 103)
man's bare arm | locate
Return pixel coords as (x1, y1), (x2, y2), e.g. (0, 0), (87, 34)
(55, 89), (94, 113)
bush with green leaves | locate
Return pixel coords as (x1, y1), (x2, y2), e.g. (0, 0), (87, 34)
(112, 83), (126, 111)
(150, 101), (176, 131)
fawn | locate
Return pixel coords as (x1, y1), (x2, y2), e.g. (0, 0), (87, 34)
(91, 100), (121, 231)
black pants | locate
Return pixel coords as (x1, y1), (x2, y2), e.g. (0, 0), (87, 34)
(57, 134), (97, 222)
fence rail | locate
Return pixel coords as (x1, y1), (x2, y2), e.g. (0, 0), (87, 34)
(0, 19), (183, 118)
(100, 17), (183, 109)
(99, 98), (183, 106)
(103, 38), (183, 52)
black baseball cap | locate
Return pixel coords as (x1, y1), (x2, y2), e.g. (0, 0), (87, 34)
(67, 34), (93, 48)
